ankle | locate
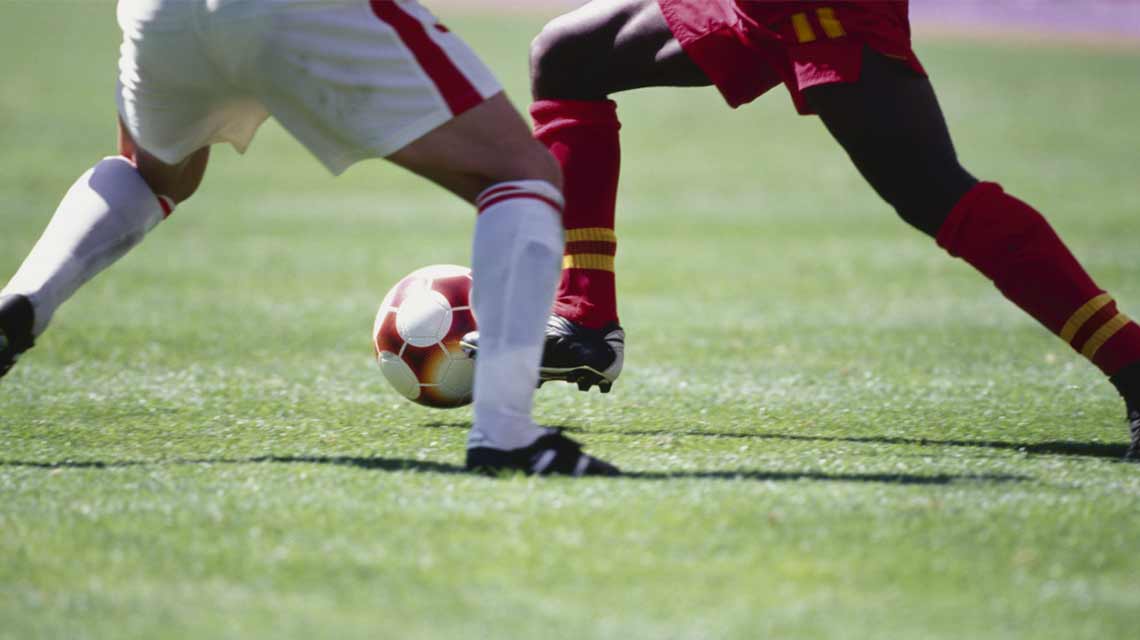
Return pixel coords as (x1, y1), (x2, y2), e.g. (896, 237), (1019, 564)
(1109, 361), (1140, 409)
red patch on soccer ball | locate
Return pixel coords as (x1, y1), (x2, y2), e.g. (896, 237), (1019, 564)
(373, 265), (476, 408)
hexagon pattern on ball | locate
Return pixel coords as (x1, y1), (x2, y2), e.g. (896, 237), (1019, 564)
(373, 265), (476, 408)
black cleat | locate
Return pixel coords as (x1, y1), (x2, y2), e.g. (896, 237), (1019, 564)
(539, 315), (624, 392)
(466, 430), (620, 477)
(461, 315), (624, 393)
(1126, 405), (1140, 462)
(0, 294), (35, 380)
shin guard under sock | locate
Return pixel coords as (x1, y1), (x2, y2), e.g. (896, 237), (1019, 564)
(531, 99), (620, 329)
(936, 182), (1140, 377)
(2, 156), (173, 335)
(467, 180), (565, 450)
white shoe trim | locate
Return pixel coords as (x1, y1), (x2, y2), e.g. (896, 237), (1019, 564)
(573, 455), (591, 477)
(532, 450), (557, 474)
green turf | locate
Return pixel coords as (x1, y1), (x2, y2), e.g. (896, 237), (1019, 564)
(2, 2), (1140, 638)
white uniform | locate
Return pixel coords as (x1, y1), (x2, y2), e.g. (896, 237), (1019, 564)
(116, 0), (502, 174)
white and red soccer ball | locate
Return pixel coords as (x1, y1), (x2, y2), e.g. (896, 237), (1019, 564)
(373, 265), (477, 408)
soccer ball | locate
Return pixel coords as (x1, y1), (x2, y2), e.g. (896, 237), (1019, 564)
(373, 264), (476, 408)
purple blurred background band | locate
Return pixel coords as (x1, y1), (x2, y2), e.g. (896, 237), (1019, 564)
(433, 0), (1140, 41)
(911, 0), (1140, 40)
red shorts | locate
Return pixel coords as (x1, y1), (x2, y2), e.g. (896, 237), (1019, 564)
(658, 0), (926, 114)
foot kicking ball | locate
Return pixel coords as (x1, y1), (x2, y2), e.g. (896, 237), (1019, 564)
(373, 265), (477, 408)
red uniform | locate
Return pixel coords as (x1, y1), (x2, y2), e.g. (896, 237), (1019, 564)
(658, 0), (925, 113)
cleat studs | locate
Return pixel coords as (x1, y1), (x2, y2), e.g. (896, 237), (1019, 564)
(577, 380), (592, 392)
(599, 383), (612, 393)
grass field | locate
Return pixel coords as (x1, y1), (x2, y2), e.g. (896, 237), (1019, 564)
(3, 2), (1140, 638)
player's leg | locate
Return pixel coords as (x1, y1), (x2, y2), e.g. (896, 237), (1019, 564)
(2, 0), (261, 380)
(119, 122), (211, 206)
(804, 49), (1140, 459)
(383, 92), (615, 476)
(245, 0), (615, 475)
(527, 0), (711, 391)
(385, 93), (560, 202)
(390, 96), (620, 475)
(530, 0), (709, 100)
(803, 51), (976, 237)
(0, 121), (206, 379)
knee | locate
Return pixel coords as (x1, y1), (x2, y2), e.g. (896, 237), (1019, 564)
(486, 140), (563, 193)
(135, 147), (209, 204)
(891, 201), (945, 237)
(878, 164), (978, 237)
(525, 142), (564, 191)
(530, 17), (605, 100)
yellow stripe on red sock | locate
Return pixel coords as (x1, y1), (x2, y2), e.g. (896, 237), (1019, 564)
(565, 241), (617, 256)
(566, 228), (617, 243)
(1060, 293), (1113, 343)
(563, 227), (616, 272)
(563, 254), (614, 272)
(1081, 313), (1133, 359)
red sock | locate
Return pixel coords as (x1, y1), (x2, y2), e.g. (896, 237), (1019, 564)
(531, 99), (621, 329)
(937, 182), (1140, 375)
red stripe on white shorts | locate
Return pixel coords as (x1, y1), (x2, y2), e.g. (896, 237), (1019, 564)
(368, 1), (483, 116)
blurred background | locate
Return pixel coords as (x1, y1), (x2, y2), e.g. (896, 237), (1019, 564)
(910, 0), (1140, 40)
(2, 2), (1139, 638)
(437, 0), (1140, 42)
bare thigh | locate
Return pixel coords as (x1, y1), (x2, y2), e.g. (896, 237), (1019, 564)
(386, 93), (562, 204)
(804, 50), (977, 236)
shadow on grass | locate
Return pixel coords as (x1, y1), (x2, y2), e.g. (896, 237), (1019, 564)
(0, 455), (466, 475)
(622, 470), (1026, 484)
(424, 420), (1127, 460)
(0, 455), (1027, 485)
(624, 430), (1127, 460)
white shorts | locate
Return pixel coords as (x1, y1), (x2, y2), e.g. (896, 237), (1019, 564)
(116, 0), (502, 174)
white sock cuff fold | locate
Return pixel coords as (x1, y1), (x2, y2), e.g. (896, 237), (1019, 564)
(99, 156), (174, 217)
(475, 180), (565, 215)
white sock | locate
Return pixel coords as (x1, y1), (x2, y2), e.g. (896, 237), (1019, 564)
(2, 156), (172, 336)
(467, 180), (565, 451)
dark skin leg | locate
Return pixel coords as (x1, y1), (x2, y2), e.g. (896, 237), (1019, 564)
(530, 0), (709, 100)
(804, 49), (978, 237)
(532, 1), (976, 236)
(535, 2), (1140, 452)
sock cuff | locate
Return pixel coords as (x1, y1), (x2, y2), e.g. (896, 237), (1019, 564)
(476, 180), (565, 216)
(531, 99), (620, 138)
(934, 181), (1004, 256)
(156, 195), (176, 218)
(95, 155), (170, 222)
(101, 154), (137, 170)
